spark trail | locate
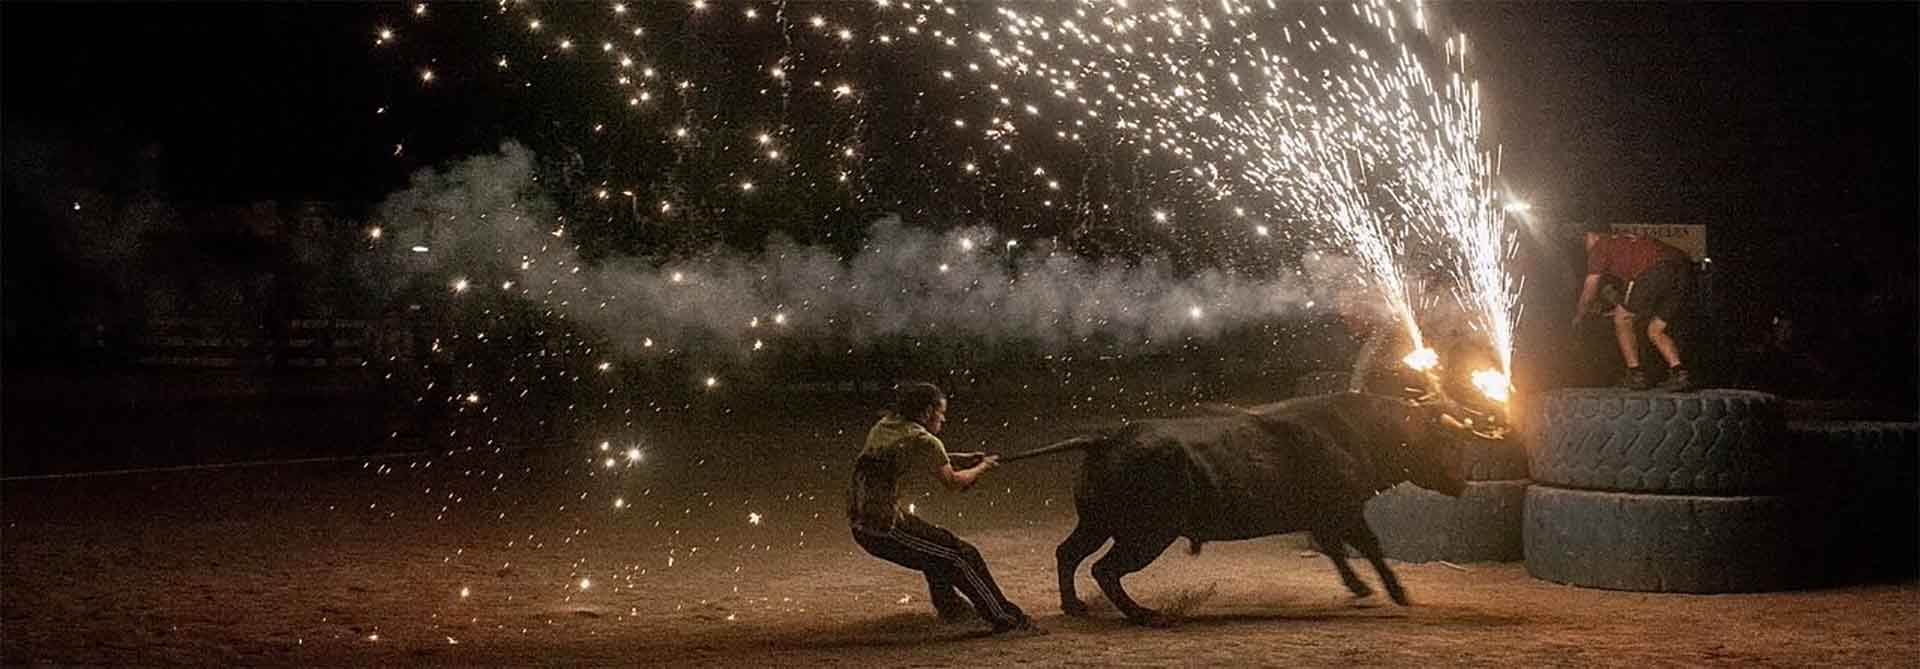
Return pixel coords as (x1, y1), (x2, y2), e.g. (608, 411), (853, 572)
(921, 0), (1519, 369)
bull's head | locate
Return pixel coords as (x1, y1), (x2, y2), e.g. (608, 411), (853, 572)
(1402, 342), (1511, 442)
(1400, 349), (1515, 497)
(1391, 394), (1472, 497)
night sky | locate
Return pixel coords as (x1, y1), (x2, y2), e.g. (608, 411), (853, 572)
(4, 1), (1915, 370)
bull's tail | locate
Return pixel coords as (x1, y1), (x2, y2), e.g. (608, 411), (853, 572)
(998, 435), (1106, 464)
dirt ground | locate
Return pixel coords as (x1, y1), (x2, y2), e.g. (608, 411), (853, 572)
(5, 396), (1916, 667)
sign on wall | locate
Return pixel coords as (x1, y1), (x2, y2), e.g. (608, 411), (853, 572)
(1609, 224), (1708, 261)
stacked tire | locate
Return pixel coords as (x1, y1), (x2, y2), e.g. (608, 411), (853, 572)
(1787, 421), (1919, 583)
(1363, 447), (1529, 563)
(1523, 388), (1808, 593)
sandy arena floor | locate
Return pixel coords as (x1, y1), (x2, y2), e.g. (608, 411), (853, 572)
(5, 398), (1915, 667)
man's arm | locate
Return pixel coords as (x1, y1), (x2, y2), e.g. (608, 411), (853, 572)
(936, 455), (999, 491)
(1572, 273), (1604, 326)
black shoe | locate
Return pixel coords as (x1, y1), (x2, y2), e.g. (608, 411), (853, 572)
(1616, 367), (1651, 390)
(1655, 368), (1695, 392)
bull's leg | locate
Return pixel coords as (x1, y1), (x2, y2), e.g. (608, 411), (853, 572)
(1091, 532), (1178, 627)
(1309, 527), (1373, 598)
(1345, 520), (1409, 605)
(1055, 521), (1110, 617)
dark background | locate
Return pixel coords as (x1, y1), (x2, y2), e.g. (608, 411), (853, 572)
(4, 3), (1915, 415)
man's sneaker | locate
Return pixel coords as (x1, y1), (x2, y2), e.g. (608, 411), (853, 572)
(1655, 368), (1695, 392)
(1616, 367), (1651, 390)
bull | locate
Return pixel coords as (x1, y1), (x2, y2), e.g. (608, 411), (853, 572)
(1010, 391), (1497, 626)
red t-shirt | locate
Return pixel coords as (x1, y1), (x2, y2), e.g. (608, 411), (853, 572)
(1588, 235), (1688, 281)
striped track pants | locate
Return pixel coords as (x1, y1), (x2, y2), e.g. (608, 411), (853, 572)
(852, 513), (1026, 627)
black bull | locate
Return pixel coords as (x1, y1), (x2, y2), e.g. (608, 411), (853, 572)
(1009, 392), (1490, 626)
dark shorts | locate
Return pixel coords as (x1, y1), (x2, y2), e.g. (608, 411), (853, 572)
(1624, 261), (1694, 323)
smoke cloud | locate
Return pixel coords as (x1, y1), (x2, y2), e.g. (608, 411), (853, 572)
(373, 144), (1328, 359)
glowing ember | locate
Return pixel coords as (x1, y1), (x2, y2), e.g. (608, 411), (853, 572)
(1402, 347), (1440, 372)
(1470, 369), (1511, 404)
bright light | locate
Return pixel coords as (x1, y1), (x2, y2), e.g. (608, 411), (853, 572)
(410, 245), (430, 254)
(1503, 201), (1532, 214)
(1402, 347), (1439, 372)
(1471, 369), (1511, 403)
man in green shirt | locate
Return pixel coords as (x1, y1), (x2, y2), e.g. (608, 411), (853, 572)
(848, 382), (1036, 633)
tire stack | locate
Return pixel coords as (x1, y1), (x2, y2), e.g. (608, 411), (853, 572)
(1290, 370), (1532, 563)
(1364, 443), (1530, 563)
(1523, 388), (1808, 593)
(1787, 421), (1919, 583)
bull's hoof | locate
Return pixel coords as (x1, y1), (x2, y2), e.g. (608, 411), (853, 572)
(1386, 587), (1411, 606)
(1126, 610), (1176, 628)
(1061, 599), (1091, 617)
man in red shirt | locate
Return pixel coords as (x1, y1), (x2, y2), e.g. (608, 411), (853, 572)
(1572, 230), (1697, 391)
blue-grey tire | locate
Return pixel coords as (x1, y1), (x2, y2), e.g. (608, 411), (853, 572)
(1523, 485), (1813, 593)
(1526, 388), (1787, 494)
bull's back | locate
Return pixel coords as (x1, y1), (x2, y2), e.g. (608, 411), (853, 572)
(1077, 416), (1349, 541)
(1250, 393), (1420, 454)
